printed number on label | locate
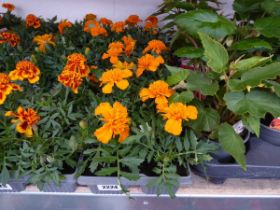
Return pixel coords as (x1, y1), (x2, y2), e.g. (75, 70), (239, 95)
(97, 185), (121, 191)
(0, 183), (12, 190)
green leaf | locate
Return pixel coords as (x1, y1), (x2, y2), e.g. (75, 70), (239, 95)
(122, 134), (144, 144)
(228, 62), (280, 91)
(120, 157), (143, 167)
(69, 136), (78, 152)
(233, 0), (263, 18)
(186, 71), (219, 96)
(218, 123), (246, 170)
(174, 47), (203, 58)
(231, 39), (272, 51)
(169, 91), (194, 104)
(242, 116), (260, 136)
(95, 167), (118, 176)
(265, 80), (280, 97)
(224, 90), (280, 118)
(261, 0), (280, 16)
(198, 32), (229, 73)
(175, 9), (236, 39)
(165, 65), (190, 85)
(120, 172), (140, 180)
(255, 17), (280, 38)
(230, 56), (272, 74)
(189, 107), (220, 132)
(0, 166), (10, 185)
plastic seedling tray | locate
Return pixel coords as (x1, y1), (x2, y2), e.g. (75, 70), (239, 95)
(41, 173), (77, 192)
(77, 165), (192, 194)
(192, 137), (280, 184)
(0, 176), (28, 192)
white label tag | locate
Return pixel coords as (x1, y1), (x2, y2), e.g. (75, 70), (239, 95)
(233, 120), (245, 134)
(0, 183), (12, 191)
(97, 185), (121, 191)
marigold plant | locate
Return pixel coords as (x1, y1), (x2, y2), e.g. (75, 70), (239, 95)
(2, 3), (15, 12)
(33, 34), (55, 53)
(136, 54), (164, 77)
(58, 19), (72, 34)
(0, 31), (20, 47)
(25, 14), (41, 29)
(0, 73), (22, 104)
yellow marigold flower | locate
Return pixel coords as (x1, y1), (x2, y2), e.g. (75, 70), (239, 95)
(0, 31), (20, 47)
(159, 103), (198, 136)
(33, 34), (55, 53)
(111, 21), (125, 33)
(99, 17), (113, 26)
(58, 19), (72, 34)
(143, 40), (168, 54)
(144, 16), (158, 31)
(5, 106), (40, 138)
(9, 60), (40, 84)
(26, 14), (41, 29)
(65, 53), (90, 77)
(94, 102), (130, 144)
(125, 15), (141, 26)
(0, 73), (22, 105)
(100, 68), (133, 94)
(58, 70), (83, 94)
(102, 41), (124, 64)
(139, 80), (173, 110)
(2, 3), (15, 12)
(85, 13), (97, 21)
(136, 54), (164, 77)
(122, 35), (136, 57)
(113, 60), (135, 71)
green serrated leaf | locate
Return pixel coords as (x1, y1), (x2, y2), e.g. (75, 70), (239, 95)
(165, 65), (190, 85)
(174, 47), (203, 58)
(95, 167), (117, 176)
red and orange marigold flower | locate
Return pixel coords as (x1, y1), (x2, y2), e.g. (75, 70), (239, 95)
(144, 16), (158, 31)
(94, 102), (130, 144)
(139, 80), (173, 110)
(99, 17), (112, 26)
(0, 73), (22, 105)
(5, 107), (40, 138)
(9, 60), (40, 84)
(58, 53), (89, 93)
(25, 14), (41, 29)
(2, 3), (15, 12)
(136, 54), (164, 77)
(122, 35), (136, 57)
(84, 13), (97, 21)
(102, 41), (124, 64)
(33, 34), (55, 53)
(125, 15), (141, 26)
(0, 31), (20, 47)
(143, 40), (168, 54)
(58, 19), (72, 34)
(84, 20), (107, 37)
(111, 21), (125, 33)
(159, 102), (198, 136)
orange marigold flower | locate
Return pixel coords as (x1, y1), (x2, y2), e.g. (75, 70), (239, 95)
(26, 14), (41, 29)
(2, 3), (14, 12)
(102, 41), (124, 64)
(144, 16), (158, 31)
(85, 13), (97, 21)
(58, 70), (83, 94)
(84, 20), (97, 33)
(94, 102), (130, 144)
(136, 54), (164, 77)
(159, 102), (198, 136)
(139, 80), (173, 110)
(111, 21), (125, 33)
(0, 31), (20, 47)
(65, 53), (90, 77)
(9, 60), (40, 84)
(0, 73), (22, 105)
(90, 23), (107, 37)
(99, 17), (112, 26)
(113, 60), (135, 71)
(100, 68), (133, 94)
(125, 15), (141, 26)
(58, 19), (72, 34)
(122, 35), (136, 57)
(143, 40), (168, 54)
(5, 106), (40, 138)
(33, 34), (55, 53)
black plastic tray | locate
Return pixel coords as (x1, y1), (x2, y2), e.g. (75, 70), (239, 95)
(192, 137), (280, 184)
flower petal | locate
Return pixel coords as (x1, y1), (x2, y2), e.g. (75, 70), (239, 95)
(164, 119), (182, 136)
(102, 82), (114, 94)
(94, 125), (113, 144)
(115, 79), (129, 90)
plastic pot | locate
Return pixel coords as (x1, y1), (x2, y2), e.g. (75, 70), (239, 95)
(260, 115), (280, 146)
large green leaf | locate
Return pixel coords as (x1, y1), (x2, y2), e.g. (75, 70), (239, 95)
(224, 90), (280, 118)
(199, 32), (229, 73)
(175, 9), (236, 39)
(218, 123), (246, 170)
(230, 39), (272, 51)
(242, 116), (260, 136)
(261, 0), (280, 16)
(165, 65), (190, 85)
(233, 0), (263, 18)
(228, 62), (280, 91)
(189, 107), (220, 132)
(230, 56), (272, 74)
(186, 71), (219, 96)
(169, 91), (194, 104)
(255, 17), (280, 38)
(174, 47), (203, 58)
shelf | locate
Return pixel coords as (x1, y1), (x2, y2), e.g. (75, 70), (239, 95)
(1, 175), (280, 210)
